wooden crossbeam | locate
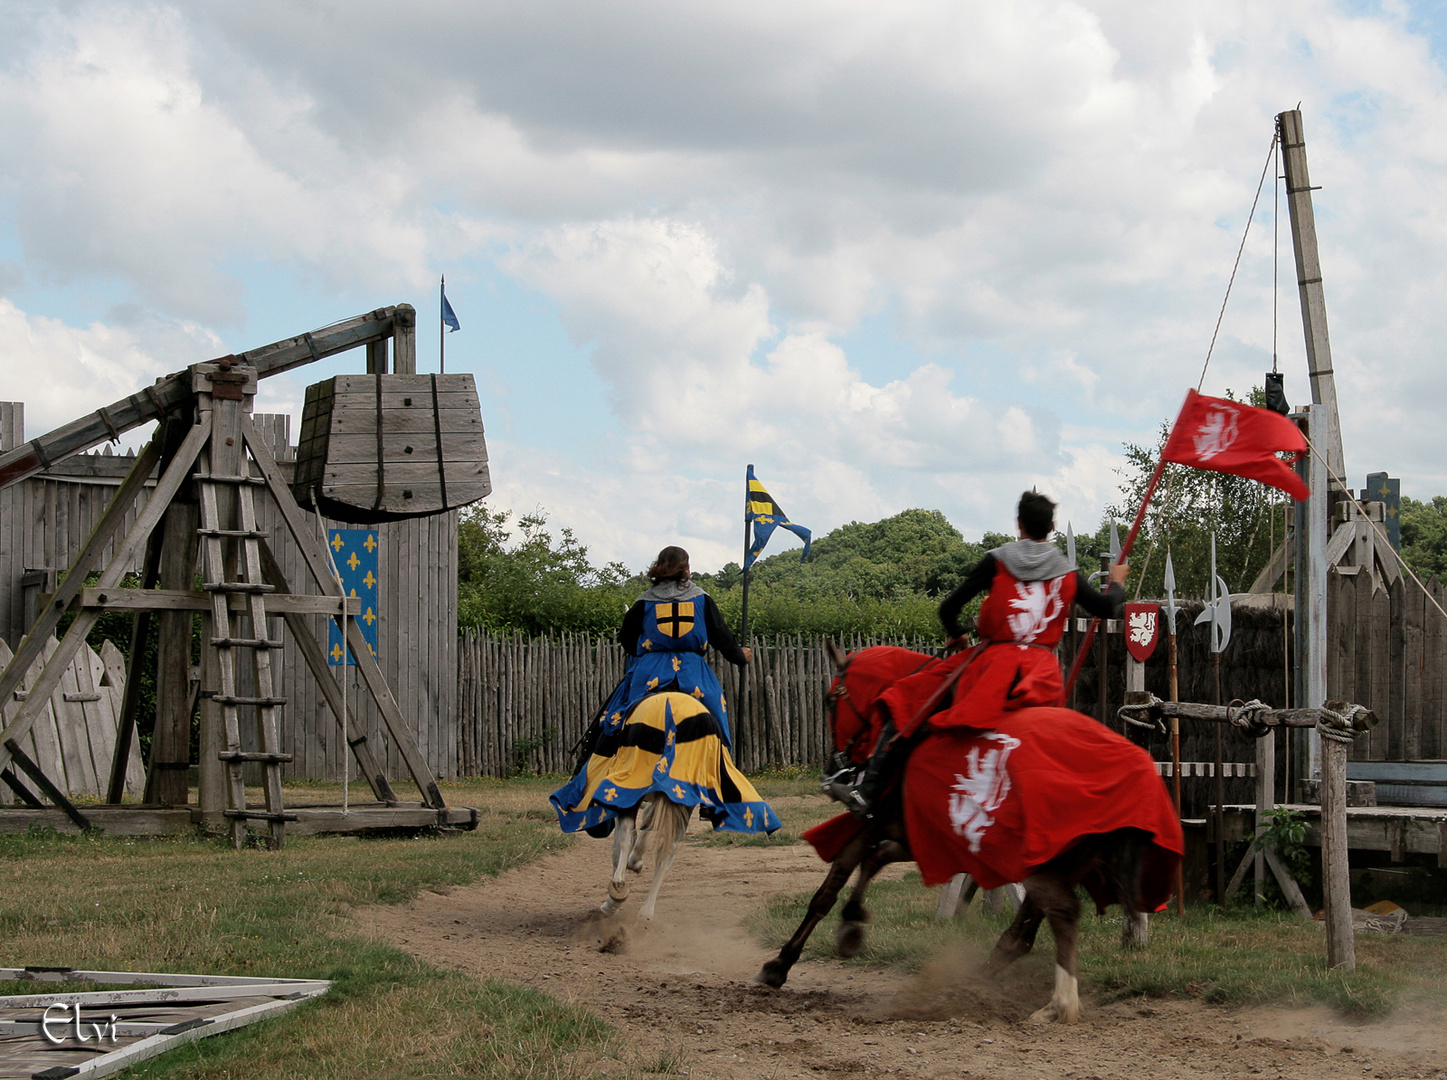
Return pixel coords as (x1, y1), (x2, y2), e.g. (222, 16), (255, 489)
(75, 587), (359, 616)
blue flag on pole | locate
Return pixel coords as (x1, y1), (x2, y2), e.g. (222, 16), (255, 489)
(745, 466), (811, 570)
(441, 283), (460, 332)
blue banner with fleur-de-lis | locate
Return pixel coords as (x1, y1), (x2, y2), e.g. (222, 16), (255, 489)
(327, 528), (380, 666)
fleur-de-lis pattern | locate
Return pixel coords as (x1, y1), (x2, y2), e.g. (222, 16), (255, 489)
(327, 529), (379, 666)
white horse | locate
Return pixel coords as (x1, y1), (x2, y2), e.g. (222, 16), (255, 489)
(598, 791), (694, 921)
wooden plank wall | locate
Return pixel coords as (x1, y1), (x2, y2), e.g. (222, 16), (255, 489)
(456, 630), (934, 777)
(0, 406), (458, 785)
(1330, 570), (1447, 765)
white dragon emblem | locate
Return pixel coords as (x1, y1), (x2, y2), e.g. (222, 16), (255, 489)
(947, 733), (1022, 852)
(1191, 403), (1241, 461)
(1006, 576), (1066, 643)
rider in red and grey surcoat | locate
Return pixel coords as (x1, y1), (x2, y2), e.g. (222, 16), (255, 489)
(833, 491), (1126, 818)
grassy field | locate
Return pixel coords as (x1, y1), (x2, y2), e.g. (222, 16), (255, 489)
(4, 773), (1446, 1078)
(0, 777), (613, 1080)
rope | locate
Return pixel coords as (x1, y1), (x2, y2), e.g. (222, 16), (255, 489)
(1225, 697), (1273, 738)
(1316, 703), (1369, 744)
(1196, 131), (1279, 392)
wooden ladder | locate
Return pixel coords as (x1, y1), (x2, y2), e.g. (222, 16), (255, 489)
(193, 362), (293, 848)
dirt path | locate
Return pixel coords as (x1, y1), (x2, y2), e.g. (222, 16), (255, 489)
(355, 824), (1447, 1079)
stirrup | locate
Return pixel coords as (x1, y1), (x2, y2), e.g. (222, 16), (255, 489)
(824, 780), (873, 819)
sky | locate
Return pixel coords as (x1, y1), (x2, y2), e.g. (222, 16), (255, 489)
(2, 0), (1446, 574)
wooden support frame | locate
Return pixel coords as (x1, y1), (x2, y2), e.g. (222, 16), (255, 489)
(0, 304), (455, 845)
(241, 415), (444, 809)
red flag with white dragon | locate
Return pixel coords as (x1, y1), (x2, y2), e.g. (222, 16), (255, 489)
(1160, 389), (1309, 500)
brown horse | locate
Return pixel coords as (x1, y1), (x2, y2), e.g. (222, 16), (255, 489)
(756, 644), (1181, 1023)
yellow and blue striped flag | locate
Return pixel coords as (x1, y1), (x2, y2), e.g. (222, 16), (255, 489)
(745, 466), (811, 570)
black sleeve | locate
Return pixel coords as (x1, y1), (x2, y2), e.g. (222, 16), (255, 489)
(1073, 572), (1125, 619)
(703, 594), (749, 667)
(939, 554), (997, 638)
(618, 601), (646, 655)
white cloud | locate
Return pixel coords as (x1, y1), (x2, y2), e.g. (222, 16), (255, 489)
(0, 298), (213, 437)
(5, 0), (1447, 568)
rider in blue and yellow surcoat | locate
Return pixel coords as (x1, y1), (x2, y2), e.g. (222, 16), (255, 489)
(603, 546), (749, 747)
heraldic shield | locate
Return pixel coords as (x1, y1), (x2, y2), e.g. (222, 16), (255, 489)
(1124, 602), (1161, 663)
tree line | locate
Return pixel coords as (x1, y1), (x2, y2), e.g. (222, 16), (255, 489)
(459, 464), (1447, 642)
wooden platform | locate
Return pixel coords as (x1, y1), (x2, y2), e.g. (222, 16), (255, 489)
(0, 803), (478, 837)
(1219, 803), (1447, 866)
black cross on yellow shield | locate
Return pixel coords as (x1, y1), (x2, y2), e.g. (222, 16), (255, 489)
(654, 601), (696, 637)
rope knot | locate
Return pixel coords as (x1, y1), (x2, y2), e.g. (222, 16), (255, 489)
(1316, 701), (1369, 744)
(1226, 698), (1273, 739)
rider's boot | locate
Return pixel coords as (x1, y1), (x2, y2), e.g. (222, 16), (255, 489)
(826, 717), (910, 819)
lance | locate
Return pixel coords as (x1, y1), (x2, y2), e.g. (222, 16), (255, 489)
(1066, 523), (1078, 710)
(1163, 548), (1184, 916)
(1195, 532), (1233, 904)
(1063, 457), (1168, 699)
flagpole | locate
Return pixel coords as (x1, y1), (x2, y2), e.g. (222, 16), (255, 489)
(739, 464), (753, 751)
(440, 275), (446, 374)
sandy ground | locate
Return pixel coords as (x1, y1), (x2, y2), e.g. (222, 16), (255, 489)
(355, 818), (1447, 1080)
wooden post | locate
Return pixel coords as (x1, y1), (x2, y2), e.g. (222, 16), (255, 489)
(1320, 729), (1354, 969)
(1278, 109), (1345, 481)
(1126, 655), (1145, 694)
(144, 498), (199, 806)
(1254, 723), (1276, 907)
(392, 304), (417, 375)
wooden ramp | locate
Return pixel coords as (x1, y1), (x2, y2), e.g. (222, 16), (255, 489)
(0, 968), (328, 1079)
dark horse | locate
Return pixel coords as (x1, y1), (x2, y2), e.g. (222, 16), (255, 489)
(756, 644), (1182, 1023)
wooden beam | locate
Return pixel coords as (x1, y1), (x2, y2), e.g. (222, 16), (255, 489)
(0, 308), (399, 491)
(255, 539), (398, 805)
(1278, 109), (1346, 480)
(78, 587), (359, 616)
(3, 739), (91, 831)
(0, 435), (162, 718)
(1120, 692), (1376, 731)
(0, 418), (211, 779)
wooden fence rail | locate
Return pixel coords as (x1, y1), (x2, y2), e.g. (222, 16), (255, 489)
(456, 630), (940, 777)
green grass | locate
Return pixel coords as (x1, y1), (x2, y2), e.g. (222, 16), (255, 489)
(0, 780), (621, 1079)
(750, 871), (1447, 1017)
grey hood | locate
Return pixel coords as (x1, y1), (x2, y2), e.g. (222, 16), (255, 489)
(639, 580), (704, 602)
(990, 539), (1075, 582)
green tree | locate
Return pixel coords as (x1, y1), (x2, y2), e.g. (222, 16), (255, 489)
(456, 507), (632, 636)
(1400, 495), (1447, 581)
(695, 509), (988, 640)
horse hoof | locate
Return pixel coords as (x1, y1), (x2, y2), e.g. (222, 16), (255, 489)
(755, 961), (788, 988)
(1028, 1002), (1080, 1024)
(835, 921), (865, 958)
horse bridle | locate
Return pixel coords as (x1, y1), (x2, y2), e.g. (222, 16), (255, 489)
(827, 649), (934, 764)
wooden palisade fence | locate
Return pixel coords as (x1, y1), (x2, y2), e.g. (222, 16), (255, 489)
(457, 630), (938, 777)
